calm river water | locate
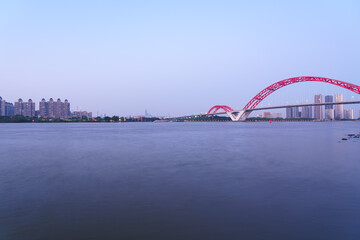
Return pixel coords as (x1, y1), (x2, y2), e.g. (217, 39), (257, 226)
(0, 122), (360, 240)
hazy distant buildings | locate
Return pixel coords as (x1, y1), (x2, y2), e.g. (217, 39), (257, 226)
(15, 99), (35, 117)
(24, 99), (35, 117)
(260, 112), (282, 119)
(325, 95), (334, 110)
(72, 111), (92, 119)
(39, 98), (71, 119)
(14, 99), (24, 116)
(5, 102), (15, 117)
(0, 97), (5, 116)
(314, 94), (323, 120)
(344, 109), (354, 120)
(301, 106), (312, 119)
(334, 94), (344, 120)
(272, 113), (282, 119)
(286, 107), (300, 119)
(323, 95), (334, 120)
(286, 106), (312, 119)
(286, 108), (292, 119)
(293, 107), (300, 118)
(0, 97), (15, 117)
(324, 109), (334, 120)
(0, 97), (96, 119)
(262, 112), (271, 118)
(39, 98), (47, 117)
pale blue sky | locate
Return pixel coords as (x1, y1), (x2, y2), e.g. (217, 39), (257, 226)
(1, 0), (359, 116)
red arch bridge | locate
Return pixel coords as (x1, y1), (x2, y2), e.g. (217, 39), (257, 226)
(177, 76), (360, 122)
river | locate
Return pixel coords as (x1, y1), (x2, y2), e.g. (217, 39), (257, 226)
(0, 122), (359, 240)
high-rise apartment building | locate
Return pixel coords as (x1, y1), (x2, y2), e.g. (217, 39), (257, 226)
(301, 106), (312, 119)
(334, 94), (344, 120)
(54, 98), (62, 118)
(14, 99), (24, 116)
(14, 99), (35, 117)
(293, 107), (300, 118)
(325, 95), (334, 109)
(63, 99), (70, 118)
(286, 107), (293, 119)
(48, 98), (55, 118)
(344, 109), (354, 120)
(39, 98), (71, 119)
(39, 98), (47, 117)
(286, 107), (301, 119)
(314, 94), (323, 120)
(5, 102), (14, 116)
(0, 97), (5, 116)
(325, 109), (335, 120)
(24, 99), (35, 117)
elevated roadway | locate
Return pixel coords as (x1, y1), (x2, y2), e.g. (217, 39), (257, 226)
(173, 101), (360, 121)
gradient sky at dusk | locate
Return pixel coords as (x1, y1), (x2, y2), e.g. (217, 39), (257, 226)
(1, 0), (359, 116)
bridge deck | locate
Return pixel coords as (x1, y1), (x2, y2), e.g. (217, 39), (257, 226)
(173, 101), (360, 119)
(205, 101), (360, 116)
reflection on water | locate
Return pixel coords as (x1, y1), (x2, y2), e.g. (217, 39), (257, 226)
(0, 122), (360, 240)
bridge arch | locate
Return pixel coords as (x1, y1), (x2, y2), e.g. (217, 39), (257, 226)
(207, 105), (234, 114)
(243, 76), (360, 110)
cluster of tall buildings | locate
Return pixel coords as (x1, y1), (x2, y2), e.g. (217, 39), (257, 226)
(0, 97), (92, 119)
(39, 98), (70, 118)
(314, 94), (354, 120)
(14, 99), (36, 117)
(286, 106), (313, 119)
(0, 97), (15, 117)
(286, 94), (357, 120)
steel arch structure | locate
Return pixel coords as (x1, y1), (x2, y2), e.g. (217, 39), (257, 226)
(243, 76), (360, 110)
(207, 105), (234, 114)
(206, 76), (360, 121)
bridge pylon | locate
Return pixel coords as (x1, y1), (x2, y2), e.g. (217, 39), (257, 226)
(226, 110), (251, 122)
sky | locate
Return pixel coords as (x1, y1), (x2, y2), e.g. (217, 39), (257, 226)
(1, 0), (359, 116)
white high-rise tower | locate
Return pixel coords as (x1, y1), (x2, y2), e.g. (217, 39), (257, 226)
(334, 94), (343, 120)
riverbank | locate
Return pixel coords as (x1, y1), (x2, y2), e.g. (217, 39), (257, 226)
(0, 116), (160, 123)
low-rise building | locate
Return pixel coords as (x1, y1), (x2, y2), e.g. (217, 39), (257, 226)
(262, 112), (271, 118)
(72, 111), (92, 119)
(271, 113), (282, 118)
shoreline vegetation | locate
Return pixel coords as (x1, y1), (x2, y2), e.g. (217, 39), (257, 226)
(0, 116), (160, 123)
(0, 115), (359, 123)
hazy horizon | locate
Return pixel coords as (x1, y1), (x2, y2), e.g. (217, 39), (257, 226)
(1, 0), (359, 116)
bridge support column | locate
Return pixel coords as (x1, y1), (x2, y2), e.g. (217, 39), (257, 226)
(226, 110), (252, 122)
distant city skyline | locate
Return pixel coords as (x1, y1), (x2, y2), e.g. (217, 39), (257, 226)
(0, 96), (93, 119)
(1, 1), (360, 116)
(2, 93), (360, 120)
(260, 93), (360, 120)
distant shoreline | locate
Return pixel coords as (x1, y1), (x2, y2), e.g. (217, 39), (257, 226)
(1, 120), (359, 123)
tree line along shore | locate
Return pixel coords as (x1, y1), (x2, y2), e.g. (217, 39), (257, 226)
(1, 115), (359, 123)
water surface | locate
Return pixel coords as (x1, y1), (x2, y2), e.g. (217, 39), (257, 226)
(0, 122), (359, 240)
